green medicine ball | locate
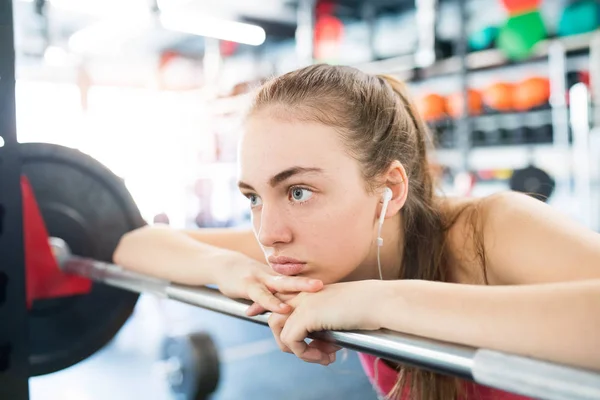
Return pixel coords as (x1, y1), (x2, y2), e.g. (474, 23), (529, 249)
(498, 11), (547, 60)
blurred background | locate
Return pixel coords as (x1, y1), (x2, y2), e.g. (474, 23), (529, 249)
(6, 0), (600, 398)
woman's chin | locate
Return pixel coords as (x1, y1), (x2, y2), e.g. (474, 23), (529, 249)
(292, 264), (362, 284)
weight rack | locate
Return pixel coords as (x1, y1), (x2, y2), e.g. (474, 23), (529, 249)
(0, 0), (31, 399)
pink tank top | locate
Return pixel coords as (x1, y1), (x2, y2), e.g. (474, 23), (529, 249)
(358, 353), (534, 400)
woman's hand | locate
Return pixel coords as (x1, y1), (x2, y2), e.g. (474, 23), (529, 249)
(214, 259), (323, 315)
(267, 280), (385, 365)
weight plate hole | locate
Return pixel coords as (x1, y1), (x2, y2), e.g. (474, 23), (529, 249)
(0, 343), (10, 372)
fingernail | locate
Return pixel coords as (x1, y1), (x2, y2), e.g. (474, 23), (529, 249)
(309, 279), (321, 285)
(329, 353), (335, 363)
(279, 303), (288, 309)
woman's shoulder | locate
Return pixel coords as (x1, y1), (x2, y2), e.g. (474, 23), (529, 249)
(438, 191), (516, 227)
(437, 193), (507, 285)
(437, 194), (483, 229)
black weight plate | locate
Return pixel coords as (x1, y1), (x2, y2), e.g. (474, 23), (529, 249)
(160, 332), (220, 400)
(17, 142), (146, 376)
(509, 165), (556, 203)
(188, 332), (220, 399)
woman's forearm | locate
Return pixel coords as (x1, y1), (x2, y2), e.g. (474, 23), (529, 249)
(376, 279), (600, 370)
(113, 225), (246, 285)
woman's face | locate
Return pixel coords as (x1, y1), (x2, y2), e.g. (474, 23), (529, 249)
(238, 111), (380, 284)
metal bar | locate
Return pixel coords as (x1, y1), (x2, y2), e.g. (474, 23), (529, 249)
(569, 84), (592, 228)
(59, 253), (475, 379)
(51, 239), (600, 400)
(360, 2), (376, 62)
(295, 0), (315, 67)
(455, 0), (471, 173)
(0, 0), (31, 398)
(587, 32), (600, 233)
(589, 126), (600, 233)
(586, 31), (600, 129)
(548, 40), (572, 201)
(165, 284), (475, 379)
(414, 0), (438, 68)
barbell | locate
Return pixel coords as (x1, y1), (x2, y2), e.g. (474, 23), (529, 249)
(3, 142), (600, 400)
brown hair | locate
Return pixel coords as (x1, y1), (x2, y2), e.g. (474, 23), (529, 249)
(249, 64), (478, 400)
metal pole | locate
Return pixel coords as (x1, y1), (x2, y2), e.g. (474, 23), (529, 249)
(548, 41), (572, 200)
(589, 31), (600, 128)
(203, 37), (222, 97)
(0, 0), (30, 398)
(415, 0), (438, 68)
(588, 31), (600, 232)
(361, 2), (377, 62)
(295, 0), (316, 67)
(455, 0), (471, 174)
(51, 239), (600, 400)
(569, 84), (592, 228)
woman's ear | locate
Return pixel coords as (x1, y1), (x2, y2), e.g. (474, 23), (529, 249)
(382, 160), (408, 217)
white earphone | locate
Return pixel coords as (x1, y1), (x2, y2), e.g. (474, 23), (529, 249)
(377, 187), (393, 280)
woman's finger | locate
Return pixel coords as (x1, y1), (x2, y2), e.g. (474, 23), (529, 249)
(246, 291), (303, 317)
(246, 283), (291, 314)
(268, 313), (292, 353)
(308, 339), (341, 364)
(245, 302), (267, 316)
(262, 274), (323, 294)
(309, 339), (342, 354)
(280, 314), (330, 365)
(273, 292), (298, 303)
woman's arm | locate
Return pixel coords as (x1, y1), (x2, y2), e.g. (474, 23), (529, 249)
(376, 278), (600, 370)
(113, 225), (264, 285)
(180, 227), (266, 264)
(114, 225), (323, 314)
(376, 191), (600, 370)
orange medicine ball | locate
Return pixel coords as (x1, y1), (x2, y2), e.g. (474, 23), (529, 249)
(483, 82), (515, 112)
(513, 76), (550, 111)
(446, 89), (483, 118)
(416, 93), (447, 122)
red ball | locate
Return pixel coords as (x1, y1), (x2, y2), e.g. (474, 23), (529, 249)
(513, 76), (550, 111)
(483, 82), (515, 112)
(500, 0), (540, 15)
(446, 90), (483, 118)
(416, 93), (447, 122)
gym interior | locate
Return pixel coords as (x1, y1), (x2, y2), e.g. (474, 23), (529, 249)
(1, 0), (600, 399)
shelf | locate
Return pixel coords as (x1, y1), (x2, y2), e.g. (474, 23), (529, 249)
(431, 109), (554, 128)
(209, 30), (600, 117)
(208, 32), (598, 118)
(434, 143), (571, 178)
(356, 30), (599, 80)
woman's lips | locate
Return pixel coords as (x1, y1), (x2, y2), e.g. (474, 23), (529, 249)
(268, 256), (306, 276)
(270, 263), (306, 276)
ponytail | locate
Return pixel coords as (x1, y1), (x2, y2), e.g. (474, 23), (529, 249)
(377, 74), (462, 400)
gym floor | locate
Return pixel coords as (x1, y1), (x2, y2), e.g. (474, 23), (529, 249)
(30, 295), (378, 400)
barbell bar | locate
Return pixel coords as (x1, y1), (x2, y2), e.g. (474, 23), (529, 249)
(50, 237), (600, 400)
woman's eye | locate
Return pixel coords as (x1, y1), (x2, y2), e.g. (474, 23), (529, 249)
(289, 187), (313, 202)
(248, 194), (262, 207)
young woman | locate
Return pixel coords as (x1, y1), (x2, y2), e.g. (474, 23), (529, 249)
(114, 64), (600, 400)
